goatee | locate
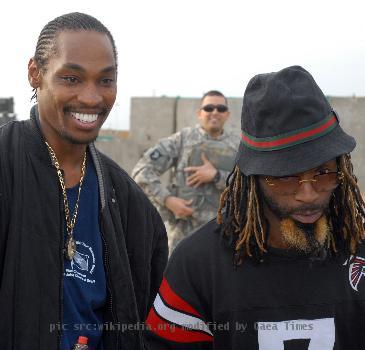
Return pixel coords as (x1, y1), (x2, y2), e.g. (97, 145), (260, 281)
(280, 216), (329, 256)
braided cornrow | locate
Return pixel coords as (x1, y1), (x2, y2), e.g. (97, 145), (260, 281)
(218, 155), (365, 265)
(31, 12), (118, 100)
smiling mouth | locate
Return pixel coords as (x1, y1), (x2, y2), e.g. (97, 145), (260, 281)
(71, 112), (99, 124)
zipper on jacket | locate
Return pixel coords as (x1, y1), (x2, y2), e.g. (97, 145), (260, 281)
(57, 173), (65, 350)
(100, 217), (120, 349)
(90, 145), (120, 349)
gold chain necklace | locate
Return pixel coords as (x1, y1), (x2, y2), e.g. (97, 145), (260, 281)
(45, 142), (87, 260)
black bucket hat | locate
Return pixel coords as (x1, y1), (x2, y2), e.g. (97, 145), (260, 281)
(236, 65), (356, 176)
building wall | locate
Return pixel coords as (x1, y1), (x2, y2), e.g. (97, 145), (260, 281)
(95, 96), (365, 190)
(0, 97), (16, 126)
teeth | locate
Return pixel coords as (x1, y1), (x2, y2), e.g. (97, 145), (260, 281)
(72, 112), (98, 123)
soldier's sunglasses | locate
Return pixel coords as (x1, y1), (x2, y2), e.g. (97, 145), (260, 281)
(264, 170), (344, 195)
(201, 104), (228, 113)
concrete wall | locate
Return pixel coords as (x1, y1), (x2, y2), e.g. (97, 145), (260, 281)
(95, 96), (365, 190)
(329, 97), (365, 188)
(0, 97), (16, 126)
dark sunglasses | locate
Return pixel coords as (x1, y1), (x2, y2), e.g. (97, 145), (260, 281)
(201, 104), (228, 113)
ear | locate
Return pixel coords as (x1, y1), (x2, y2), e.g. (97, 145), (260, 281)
(196, 107), (203, 120)
(28, 58), (41, 89)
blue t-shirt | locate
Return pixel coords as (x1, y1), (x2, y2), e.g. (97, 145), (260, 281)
(61, 154), (107, 350)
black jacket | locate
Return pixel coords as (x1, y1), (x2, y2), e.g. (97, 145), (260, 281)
(0, 106), (168, 349)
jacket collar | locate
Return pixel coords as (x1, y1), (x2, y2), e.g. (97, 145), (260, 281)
(26, 104), (54, 167)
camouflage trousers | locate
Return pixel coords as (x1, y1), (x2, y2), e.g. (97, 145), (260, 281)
(166, 219), (196, 254)
(164, 207), (217, 254)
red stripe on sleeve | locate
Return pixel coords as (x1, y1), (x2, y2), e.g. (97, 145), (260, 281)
(159, 277), (201, 317)
(146, 307), (213, 343)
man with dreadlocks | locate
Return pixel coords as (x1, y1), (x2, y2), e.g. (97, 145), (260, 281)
(0, 12), (167, 350)
(145, 66), (365, 349)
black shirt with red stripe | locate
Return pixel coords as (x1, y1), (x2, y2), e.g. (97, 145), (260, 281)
(145, 220), (365, 349)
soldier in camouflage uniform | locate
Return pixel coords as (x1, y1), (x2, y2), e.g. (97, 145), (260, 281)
(132, 91), (240, 252)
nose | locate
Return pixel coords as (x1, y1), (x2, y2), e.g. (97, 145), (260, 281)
(294, 180), (319, 203)
(211, 108), (221, 116)
(77, 83), (103, 106)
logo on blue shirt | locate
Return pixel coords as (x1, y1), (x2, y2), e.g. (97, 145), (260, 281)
(65, 240), (96, 284)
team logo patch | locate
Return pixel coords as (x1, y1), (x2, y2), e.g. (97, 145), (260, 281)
(348, 256), (365, 291)
(150, 149), (162, 160)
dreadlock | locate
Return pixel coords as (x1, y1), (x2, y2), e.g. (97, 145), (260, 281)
(217, 154), (365, 265)
(31, 12), (118, 100)
(330, 154), (365, 253)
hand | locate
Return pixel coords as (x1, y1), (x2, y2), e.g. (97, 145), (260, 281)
(165, 196), (194, 218)
(184, 153), (217, 188)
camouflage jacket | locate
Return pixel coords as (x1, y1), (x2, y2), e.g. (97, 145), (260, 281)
(132, 125), (240, 230)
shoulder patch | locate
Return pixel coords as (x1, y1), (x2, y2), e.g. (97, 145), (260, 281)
(150, 149), (162, 160)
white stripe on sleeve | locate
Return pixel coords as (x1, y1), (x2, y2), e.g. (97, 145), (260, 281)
(154, 294), (213, 336)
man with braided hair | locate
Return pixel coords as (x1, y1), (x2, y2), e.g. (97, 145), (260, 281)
(145, 66), (365, 349)
(0, 12), (167, 350)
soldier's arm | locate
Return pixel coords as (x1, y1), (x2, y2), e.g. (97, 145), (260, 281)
(132, 132), (182, 206)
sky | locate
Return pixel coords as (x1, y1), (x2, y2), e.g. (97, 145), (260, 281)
(0, 0), (364, 130)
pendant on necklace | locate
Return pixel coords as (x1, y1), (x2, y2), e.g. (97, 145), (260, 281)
(65, 236), (76, 260)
